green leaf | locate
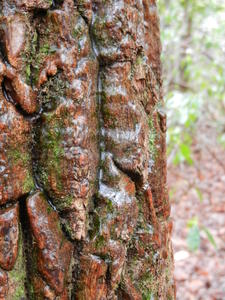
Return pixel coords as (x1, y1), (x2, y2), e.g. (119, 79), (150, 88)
(194, 187), (203, 202)
(187, 224), (200, 251)
(187, 216), (198, 228)
(169, 187), (176, 199)
(202, 226), (217, 249)
(172, 141), (194, 166)
(218, 134), (225, 148)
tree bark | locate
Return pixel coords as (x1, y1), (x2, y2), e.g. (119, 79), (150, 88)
(0, 0), (175, 299)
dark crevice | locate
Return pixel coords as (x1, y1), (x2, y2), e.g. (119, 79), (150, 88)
(0, 199), (19, 211)
(18, 195), (31, 300)
(99, 58), (134, 68)
(95, 73), (103, 191)
(74, 0), (89, 26)
(58, 207), (83, 243)
(33, 8), (48, 18)
(30, 106), (45, 191)
(50, 0), (57, 9)
(19, 194), (50, 299)
(88, 22), (104, 192)
(116, 286), (128, 300)
(31, 115), (44, 192)
(0, 193), (33, 211)
(106, 264), (111, 287)
(71, 239), (85, 300)
(112, 157), (144, 189)
(0, 41), (8, 64)
(51, 0), (64, 9)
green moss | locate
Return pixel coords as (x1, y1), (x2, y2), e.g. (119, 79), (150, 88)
(39, 168), (48, 186)
(148, 118), (157, 160)
(101, 91), (107, 104)
(7, 149), (34, 193)
(63, 221), (74, 238)
(40, 43), (50, 55)
(47, 206), (52, 214)
(136, 55), (144, 66)
(142, 292), (154, 300)
(95, 235), (106, 249)
(48, 138), (64, 159)
(77, 0), (85, 5)
(89, 213), (100, 239)
(22, 30), (38, 85)
(27, 284), (35, 300)
(8, 149), (30, 165)
(139, 272), (157, 300)
(39, 113), (65, 191)
(31, 41), (56, 85)
(92, 16), (108, 45)
(23, 27), (56, 85)
(129, 64), (135, 80)
(26, 245), (40, 300)
(26, 65), (31, 82)
(64, 195), (73, 206)
(106, 199), (114, 213)
(38, 73), (66, 110)
(72, 26), (83, 39)
(102, 104), (118, 128)
(8, 233), (26, 300)
(55, 195), (74, 211)
(23, 172), (35, 193)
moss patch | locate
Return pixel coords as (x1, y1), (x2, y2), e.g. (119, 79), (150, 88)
(8, 148), (30, 165)
(148, 118), (157, 160)
(39, 112), (65, 191)
(95, 235), (106, 249)
(37, 73), (67, 111)
(23, 172), (35, 193)
(8, 231), (26, 300)
(139, 272), (157, 300)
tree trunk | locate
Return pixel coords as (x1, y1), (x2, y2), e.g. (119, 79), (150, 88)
(0, 0), (175, 299)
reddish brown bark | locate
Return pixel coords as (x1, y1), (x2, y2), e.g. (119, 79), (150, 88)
(0, 0), (175, 299)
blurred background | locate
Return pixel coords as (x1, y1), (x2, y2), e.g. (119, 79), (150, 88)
(158, 1), (225, 299)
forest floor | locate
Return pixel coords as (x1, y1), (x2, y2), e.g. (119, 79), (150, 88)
(168, 117), (225, 300)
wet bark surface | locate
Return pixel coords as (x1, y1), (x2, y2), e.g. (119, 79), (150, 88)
(0, 0), (175, 299)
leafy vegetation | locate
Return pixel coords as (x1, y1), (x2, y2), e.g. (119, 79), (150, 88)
(159, 0), (225, 165)
(159, 0), (225, 249)
(187, 217), (217, 251)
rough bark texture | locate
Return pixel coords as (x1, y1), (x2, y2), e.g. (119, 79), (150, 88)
(0, 0), (175, 299)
